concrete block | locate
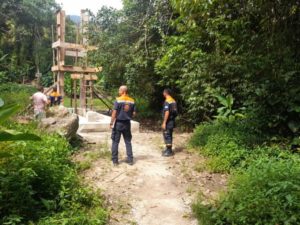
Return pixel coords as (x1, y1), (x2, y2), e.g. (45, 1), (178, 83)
(77, 111), (140, 133)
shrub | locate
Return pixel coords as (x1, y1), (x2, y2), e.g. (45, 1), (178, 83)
(193, 158), (300, 225)
(135, 97), (158, 119)
(190, 120), (264, 172)
(0, 123), (108, 224)
(190, 120), (263, 149)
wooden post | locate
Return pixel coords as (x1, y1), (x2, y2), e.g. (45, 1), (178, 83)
(80, 75), (86, 114)
(56, 10), (66, 98)
(90, 79), (94, 110)
(73, 79), (77, 113)
(57, 72), (64, 97)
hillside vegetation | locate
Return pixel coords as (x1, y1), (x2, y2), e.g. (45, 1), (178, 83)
(1, 0), (300, 224)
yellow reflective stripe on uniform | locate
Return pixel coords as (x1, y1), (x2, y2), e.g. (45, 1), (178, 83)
(50, 92), (61, 97)
(166, 96), (176, 103)
(116, 95), (135, 104)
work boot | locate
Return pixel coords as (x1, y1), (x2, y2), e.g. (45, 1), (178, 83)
(162, 147), (174, 157)
(113, 161), (119, 167)
(161, 148), (168, 156)
(126, 158), (134, 166)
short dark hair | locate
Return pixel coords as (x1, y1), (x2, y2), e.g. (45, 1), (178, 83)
(38, 86), (44, 92)
(53, 86), (58, 92)
(163, 88), (172, 95)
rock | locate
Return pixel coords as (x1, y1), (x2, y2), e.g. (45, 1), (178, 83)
(40, 106), (79, 140)
(47, 105), (70, 118)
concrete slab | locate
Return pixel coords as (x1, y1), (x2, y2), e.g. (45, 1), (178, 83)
(77, 111), (139, 133)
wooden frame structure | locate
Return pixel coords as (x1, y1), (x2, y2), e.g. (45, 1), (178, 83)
(51, 10), (102, 113)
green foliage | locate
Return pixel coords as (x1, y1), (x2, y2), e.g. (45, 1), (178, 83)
(0, 97), (41, 142)
(193, 158), (300, 225)
(214, 94), (245, 122)
(0, 123), (107, 224)
(0, 83), (36, 109)
(156, 0), (300, 130)
(190, 120), (266, 172)
(0, 0), (58, 83)
(135, 97), (158, 119)
(89, 1), (174, 115)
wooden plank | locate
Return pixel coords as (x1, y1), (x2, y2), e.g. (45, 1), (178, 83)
(71, 74), (98, 80)
(52, 41), (97, 51)
(52, 65), (102, 73)
(65, 50), (87, 58)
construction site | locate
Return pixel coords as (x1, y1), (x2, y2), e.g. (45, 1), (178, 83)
(46, 9), (139, 134)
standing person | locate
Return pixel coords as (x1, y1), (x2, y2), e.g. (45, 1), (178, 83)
(31, 86), (48, 120)
(110, 85), (136, 166)
(162, 88), (178, 157)
(49, 86), (62, 106)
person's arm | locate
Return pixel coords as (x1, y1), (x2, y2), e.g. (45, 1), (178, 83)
(110, 110), (117, 129)
(133, 104), (137, 117)
(43, 95), (49, 105)
(162, 110), (170, 130)
(110, 101), (118, 129)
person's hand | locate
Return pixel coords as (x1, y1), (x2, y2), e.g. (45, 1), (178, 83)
(161, 123), (166, 130)
(110, 123), (114, 129)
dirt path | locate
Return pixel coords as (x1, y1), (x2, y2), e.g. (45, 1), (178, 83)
(75, 131), (227, 225)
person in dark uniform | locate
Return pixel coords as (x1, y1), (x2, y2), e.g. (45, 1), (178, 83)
(110, 85), (136, 166)
(162, 88), (178, 157)
(49, 86), (62, 106)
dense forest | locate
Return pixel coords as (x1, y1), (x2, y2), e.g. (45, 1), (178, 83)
(2, 0), (300, 130)
(1, 0), (300, 224)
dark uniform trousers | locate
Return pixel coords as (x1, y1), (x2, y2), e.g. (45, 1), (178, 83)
(111, 120), (133, 163)
(163, 120), (175, 147)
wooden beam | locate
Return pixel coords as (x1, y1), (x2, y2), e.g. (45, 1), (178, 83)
(65, 50), (87, 58)
(52, 65), (102, 73)
(57, 11), (66, 64)
(71, 74), (98, 80)
(52, 41), (97, 51)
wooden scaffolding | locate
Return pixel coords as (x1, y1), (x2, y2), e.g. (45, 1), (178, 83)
(51, 10), (102, 114)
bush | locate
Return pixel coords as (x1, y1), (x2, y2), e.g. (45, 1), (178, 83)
(190, 120), (263, 148)
(190, 120), (264, 172)
(0, 123), (108, 224)
(135, 97), (158, 119)
(193, 158), (300, 225)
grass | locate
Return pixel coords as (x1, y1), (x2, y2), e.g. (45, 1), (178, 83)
(76, 143), (111, 172)
(63, 96), (113, 111)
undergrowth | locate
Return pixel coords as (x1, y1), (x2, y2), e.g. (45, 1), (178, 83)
(190, 119), (300, 224)
(190, 120), (265, 172)
(193, 158), (300, 225)
(0, 123), (108, 224)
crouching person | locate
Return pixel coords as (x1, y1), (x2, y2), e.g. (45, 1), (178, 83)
(49, 86), (62, 106)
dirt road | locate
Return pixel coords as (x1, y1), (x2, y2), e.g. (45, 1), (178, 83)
(75, 131), (227, 225)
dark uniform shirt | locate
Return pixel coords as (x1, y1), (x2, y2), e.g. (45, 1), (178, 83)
(114, 95), (136, 121)
(163, 96), (177, 129)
